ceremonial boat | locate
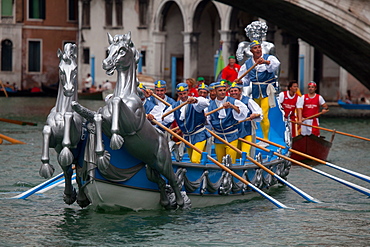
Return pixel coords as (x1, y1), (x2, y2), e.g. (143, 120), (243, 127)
(75, 104), (291, 210)
(40, 33), (292, 211)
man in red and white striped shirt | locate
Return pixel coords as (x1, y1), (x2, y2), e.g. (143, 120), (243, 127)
(297, 81), (329, 136)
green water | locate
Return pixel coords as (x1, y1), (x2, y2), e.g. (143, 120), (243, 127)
(1, 97), (370, 246)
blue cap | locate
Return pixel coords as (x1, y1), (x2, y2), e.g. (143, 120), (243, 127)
(197, 83), (209, 92)
(154, 80), (166, 88)
(214, 80), (229, 88)
(208, 82), (217, 90)
(229, 82), (242, 90)
(250, 40), (261, 48)
(176, 83), (188, 92)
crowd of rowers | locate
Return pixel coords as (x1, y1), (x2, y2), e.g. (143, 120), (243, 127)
(128, 40), (329, 165)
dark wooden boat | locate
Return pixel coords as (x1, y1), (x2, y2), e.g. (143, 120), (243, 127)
(41, 83), (58, 97)
(42, 83), (106, 100)
(291, 134), (334, 162)
(0, 88), (46, 97)
(78, 91), (103, 100)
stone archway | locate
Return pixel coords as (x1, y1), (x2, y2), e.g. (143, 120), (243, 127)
(157, 1), (185, 91)
(193, 1), (221, 83)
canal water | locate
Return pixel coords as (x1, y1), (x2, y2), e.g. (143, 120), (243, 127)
(1, 97), (370, 246)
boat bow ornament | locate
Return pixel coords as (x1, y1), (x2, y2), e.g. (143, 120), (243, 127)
(40, 32), (291, 211)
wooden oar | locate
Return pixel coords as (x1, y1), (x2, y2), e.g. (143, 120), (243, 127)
(234, 62), (259, 83)
(171, 126), (180, 131)
(0, 133), (26, 144)
(242, 138), (370, 197)
(205, 106), (224, 116)
(302, 110), (328, 121)
(204, 129), (319, 203)
(237, 114), (261, 124)
(151, 119), (290, 209)
(150, 92), (171, 107)
(162, 101), (189, 120)
(0, 80), (8, 97)
(256, 137), (370, 184)
(0, 118), (37, 126)
(291, 121), (370, 142)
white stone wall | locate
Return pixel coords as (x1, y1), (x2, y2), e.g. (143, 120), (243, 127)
(77, 0), (369, 100)
(0, 23), (22, 88)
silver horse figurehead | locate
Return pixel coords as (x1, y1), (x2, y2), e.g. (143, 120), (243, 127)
(103, 32), (140, 76)
(57, 43), (77, 97)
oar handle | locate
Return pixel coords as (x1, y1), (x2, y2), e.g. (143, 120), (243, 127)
(162, 101), (189, 119)
(237, 114), (260, 124)
(171, 126), (180, 131)
(302, 110), (328, 121)
(151, 93), (171, 107)
(205, 106), (224, 116)
(234, 62), (258, 83)
(0, 80), (8, 98)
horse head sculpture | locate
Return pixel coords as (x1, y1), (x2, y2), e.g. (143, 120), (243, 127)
(103, 32), (140, 77)
(40, 43), (89, 207)
(58, 43), (78, 98)
(72, 32), (185, 209)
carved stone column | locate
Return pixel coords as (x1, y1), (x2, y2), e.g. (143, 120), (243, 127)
(182, 32), (200, 78)
(219, 30), (233, 59)
(152, 31), (166, 79)
(298, 39), (314, 93)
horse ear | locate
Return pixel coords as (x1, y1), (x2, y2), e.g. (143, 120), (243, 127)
(135, 49), (140, 64)
(72, 44), (77, 58)
(127, 31), (131, 42)
(107, 33), (113, 45)
(57, 48), (63, 60)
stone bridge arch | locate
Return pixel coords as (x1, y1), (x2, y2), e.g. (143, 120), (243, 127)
(216, 0), (370, 90)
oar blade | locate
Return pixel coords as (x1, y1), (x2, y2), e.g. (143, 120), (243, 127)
(248, 183), (293, 209)
(313, 168), (370, 197)
(11, 173), (65, 199)
(325, 162), (370, 183)
(274, 175), (321, 203)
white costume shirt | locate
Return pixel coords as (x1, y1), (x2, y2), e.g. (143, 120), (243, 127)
(238, 54), (280, 87)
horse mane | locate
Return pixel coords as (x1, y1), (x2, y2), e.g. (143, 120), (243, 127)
(57, 43), (77, 64)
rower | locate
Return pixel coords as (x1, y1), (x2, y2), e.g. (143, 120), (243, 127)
(297, 81), (329, 137)
(229, 82), (262, 154)
(207, 80), (248, 163)
(278, 80), (300, 137)
(152, 79), (176, 109)
(162, 83), (210, 163)
(197, 82), (209, 99)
